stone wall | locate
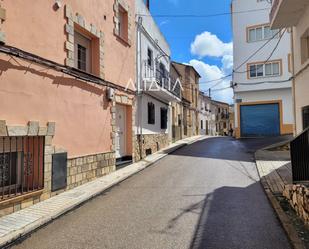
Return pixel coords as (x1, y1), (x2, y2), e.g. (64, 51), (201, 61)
(66, 152), (115, 190)
(283, 184), (309, 224)
(0, 120), (117, 217)
(134, 133), (169, 161)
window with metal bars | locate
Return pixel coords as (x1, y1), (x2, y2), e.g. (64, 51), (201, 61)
(161, 108), (168, 129)
(148, 102), (155, 125)
(0, 136), (44, 201)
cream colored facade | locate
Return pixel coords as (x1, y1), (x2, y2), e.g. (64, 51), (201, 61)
(271, 0), (309, 134)
(172, 62), (200, 137)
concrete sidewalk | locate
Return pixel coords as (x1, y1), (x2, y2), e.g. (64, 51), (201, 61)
(255, 149), (305, 249)
(0, 135), (208, 248)
(255, 149), (292, 195)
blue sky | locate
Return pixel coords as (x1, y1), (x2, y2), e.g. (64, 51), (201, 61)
(149, 0), (234, 103)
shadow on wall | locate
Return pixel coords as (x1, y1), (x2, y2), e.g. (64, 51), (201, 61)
(171, 136), (292, 163)
(0, 58), (110, 110)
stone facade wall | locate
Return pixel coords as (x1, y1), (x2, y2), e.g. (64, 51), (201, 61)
(0, 120), (56, 217)
(283, 184), (309, 224)
(134, 133), (169, 161)
(66, 152), (115, 190)
(0, 120), (117, 217)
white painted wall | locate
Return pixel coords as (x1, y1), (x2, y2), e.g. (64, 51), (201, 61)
(234, 88), (293, 127)
(232, 0), (293, 130)
(291, 5), (309, 133)
(135, 0), (170, 136)
(139, 94), (169, 134)
(198, 94), (213, 135)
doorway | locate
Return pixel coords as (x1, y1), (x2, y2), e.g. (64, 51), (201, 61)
(115, 104), (126, 159)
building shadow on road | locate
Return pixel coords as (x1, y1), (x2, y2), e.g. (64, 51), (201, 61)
(186, 182), (291, 249)
(171, 136), (292, 163)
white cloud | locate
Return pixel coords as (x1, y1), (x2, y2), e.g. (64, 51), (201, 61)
(190, 59), (224, 82)
(221, 55), (233, 74)
(190, 31), (233, 58)
(188, 31), (234, 103)
(189, 59), (233, 104)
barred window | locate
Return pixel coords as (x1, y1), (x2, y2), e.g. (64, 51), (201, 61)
(148, 102), (155, 124)
(161, 108), (168, 129)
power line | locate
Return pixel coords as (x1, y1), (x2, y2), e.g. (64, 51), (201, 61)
(234, 28), (286, 74)
(235, 77), (292, 86)
(200, 29), (284, 90)
(137, 8), (270, 18)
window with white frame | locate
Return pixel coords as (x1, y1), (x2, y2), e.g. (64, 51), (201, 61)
(248, 25), (279, 42)
(249, 61), (281, 78)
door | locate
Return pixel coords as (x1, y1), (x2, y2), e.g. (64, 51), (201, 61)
(115, 105), (126, 159)
(302, 106), (309, 130)
(240, 103), (280, 137)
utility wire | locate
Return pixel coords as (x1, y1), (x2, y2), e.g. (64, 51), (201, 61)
(136, 8), (270, 18)
(201, 29), (284, 91)
(235, 77), (292, 86)
(234, 28), (286, 74)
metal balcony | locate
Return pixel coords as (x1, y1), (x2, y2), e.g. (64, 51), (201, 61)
(142, 62), (181, 102)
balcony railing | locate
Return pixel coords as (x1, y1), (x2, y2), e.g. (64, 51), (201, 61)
(0, 136), (45, 201)
(143, 61), (181, 99)
(290, 127), (309, 182)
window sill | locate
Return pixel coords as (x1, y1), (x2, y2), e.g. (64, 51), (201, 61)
(248, 74), (282, 80)
(115, 34), (131, 47)
(0, 189), (43, 207)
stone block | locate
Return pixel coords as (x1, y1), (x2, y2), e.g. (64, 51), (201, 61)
(44, 154), (52, 164)
(40, 192), (50, 201)
(76, 14), (85, 27)
(47, 122), (56, 136)
(13, 202), (21, 212)
(70, 167), (77, 176)
(122, 97), (130, 107)
(0, 205), (13, 217)
(0, 32), (6, 43)
(65, 41), (74, 52)
(65, 23), (74, 36)
(7, 126), (27, 136)
(90, 24), (97, 36)
(65, 4), (73, 20)
(0, 7), (6, 21)
(45, 145), (55, 155)
(68, 51), (74, 59)
(68, 34), (74, 43)
(28, 121), (39, 136)
(21, 198), (33, 209)
(0, 120), (7, 136)
(45, 136), (53, 146)
(38, 127), (47, 136)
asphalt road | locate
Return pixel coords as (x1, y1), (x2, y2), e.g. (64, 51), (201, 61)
(12, 137), (291, 249)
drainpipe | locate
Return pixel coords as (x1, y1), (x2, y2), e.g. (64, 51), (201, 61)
(290, 27), (297, 136)
(137, 16), (144, 160)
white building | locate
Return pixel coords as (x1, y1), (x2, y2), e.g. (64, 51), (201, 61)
(198, 92), (214, 136)
(135, 0), (181, 159)
(232, 0), (294, 138)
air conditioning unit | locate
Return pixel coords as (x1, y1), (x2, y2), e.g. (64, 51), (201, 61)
(107, 87), (115, 101)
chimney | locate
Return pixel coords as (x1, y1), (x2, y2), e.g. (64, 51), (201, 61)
(146, 0), (150, 10)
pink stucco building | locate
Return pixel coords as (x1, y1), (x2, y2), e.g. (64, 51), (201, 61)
(0, 0), (136, 215)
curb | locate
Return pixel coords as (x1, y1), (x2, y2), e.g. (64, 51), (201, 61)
(255, 152), (305, 249)
(2, 136), (206, 248)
